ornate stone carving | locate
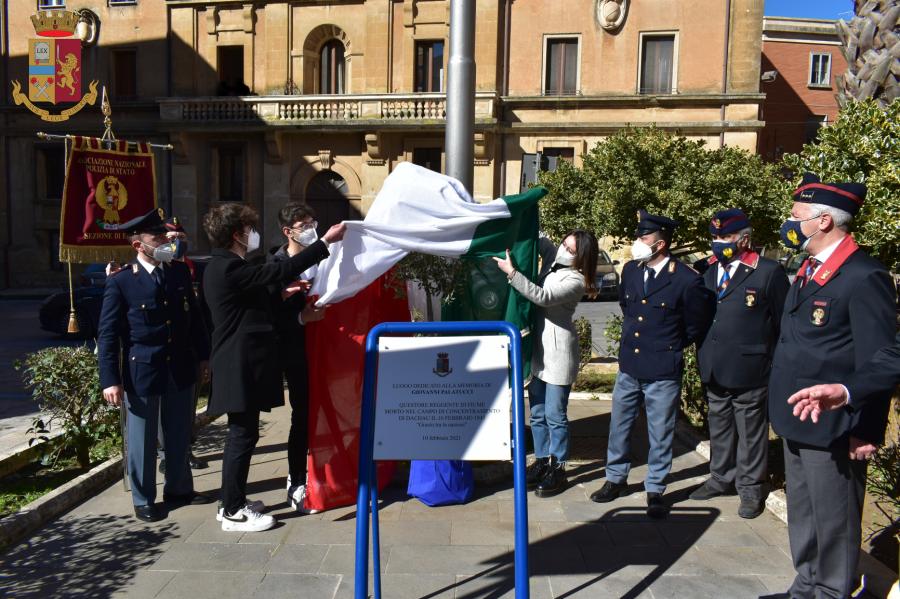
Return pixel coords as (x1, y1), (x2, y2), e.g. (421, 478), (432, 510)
(596, 0), (628, 31)
(474, 132), (491, 166)
(365, 133), (386, 166)
(317, 149), (334, 170)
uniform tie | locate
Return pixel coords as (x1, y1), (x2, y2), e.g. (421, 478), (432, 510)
(152, 266), (166, 289)
(643, 267), (655, 295)
(717, 267), (731, 299)
(799, 257), (819, 288)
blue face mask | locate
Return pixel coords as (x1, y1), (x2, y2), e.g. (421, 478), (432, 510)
(711, 240), (740, 263)
(779, 216), (819, 251)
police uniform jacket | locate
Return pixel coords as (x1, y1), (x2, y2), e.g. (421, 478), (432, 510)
(618, 257), (715, 380)
(768, 237), (896, 447)
(98, 259), (210, 397)
(202, 241), (329, 414)
(698, 252), (789, 389)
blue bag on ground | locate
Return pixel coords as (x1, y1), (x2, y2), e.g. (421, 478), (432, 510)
(407, 460), (474, 506)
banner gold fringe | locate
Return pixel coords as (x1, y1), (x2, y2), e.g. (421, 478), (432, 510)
(59, 245), (136, 265)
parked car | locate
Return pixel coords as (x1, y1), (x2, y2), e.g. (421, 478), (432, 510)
(586, 249), (620, 301)
(781, 252), (809, 285)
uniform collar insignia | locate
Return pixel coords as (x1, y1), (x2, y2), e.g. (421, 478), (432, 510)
(812, 235), (858, 285)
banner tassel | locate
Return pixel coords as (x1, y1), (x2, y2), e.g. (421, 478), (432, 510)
(66, 260), (79, 334)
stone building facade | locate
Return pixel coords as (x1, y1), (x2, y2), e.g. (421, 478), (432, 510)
(0, 0), (765, 287)
(758, 16), (847, 162)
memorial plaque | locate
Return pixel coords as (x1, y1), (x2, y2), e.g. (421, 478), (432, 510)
(373, 335), (511, 460)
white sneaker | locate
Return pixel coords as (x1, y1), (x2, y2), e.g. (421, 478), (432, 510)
(216, 499), (265, 522)
(220, 503), (275, 532)
(286, 475), (292, 491)
(288, 484), (321, 515)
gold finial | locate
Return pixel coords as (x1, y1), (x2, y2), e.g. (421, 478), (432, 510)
(100, 85), (116, 145)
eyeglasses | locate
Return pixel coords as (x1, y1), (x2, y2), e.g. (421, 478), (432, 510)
(291, 221), (318, 232)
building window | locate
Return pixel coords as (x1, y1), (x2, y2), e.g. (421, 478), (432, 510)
(412, 147), (442, 172)
(36, 145), (65, 202)
(111, 49), (137, 100)
(38, 0), (65, 8)
(541, 147), (575, 165)
(640, 34), (676, 94)
(809, 52), (832, 88)
(415, 41), (444, 93)
(216, 46), (249, 96)
(320, 40), (345, 94)
(216, 145), (244, 202)
(544, 38), (579, 95)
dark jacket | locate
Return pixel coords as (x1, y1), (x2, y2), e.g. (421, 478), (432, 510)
(98, 259), (210, 397)
(844, 330), (900, 410)
(202, 241), (329, 414)
(267, 244), (308, 366)
(698, 252), (790, 389)
(768, 241), (896, 447)
(618, 257), (716, 380)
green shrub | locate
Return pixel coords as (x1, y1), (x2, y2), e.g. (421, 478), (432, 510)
(575, 316), (592, 370)
(16, 345), (120, 470)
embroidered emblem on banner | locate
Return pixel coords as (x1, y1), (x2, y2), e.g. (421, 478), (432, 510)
(433, 352), (452, 377)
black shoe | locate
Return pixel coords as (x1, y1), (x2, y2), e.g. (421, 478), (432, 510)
(164, 492), (216, 506)
(738, 497), (765, 519)
(158, 459), (166, 474)
(534, 458), (566, 498)
(133, 504), (164, 523)
(525, 457), (550, 489)
(589, 481), (628, 503)
(688, 480), (734, 501)
(646, 492), (667, 519)
(189, 454), (208, 470)
(757, 593), (790, 599)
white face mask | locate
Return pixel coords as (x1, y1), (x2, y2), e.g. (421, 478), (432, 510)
(631, 239), (659, 261)
(294, 228), (318, 247)
(555, 243), (575, 266)
(238, 229), (260, 253)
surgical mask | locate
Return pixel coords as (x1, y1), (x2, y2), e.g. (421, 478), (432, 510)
(711, 240), (740, 263)
(631, 239), (659, 261)
(293, 228), (318, 247)
(142, 240), (177, 263)
(779, 216), (819, 251)
(238, 229), (260, 253)
(555, 244), (575, 266)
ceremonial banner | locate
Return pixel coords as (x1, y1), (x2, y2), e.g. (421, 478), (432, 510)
(59, 137), (157, 263)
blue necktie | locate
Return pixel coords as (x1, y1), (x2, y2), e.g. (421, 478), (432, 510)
(717, 268), (731, 299)
(800, 258), (819, 288)
(152, 266), (165, 289)
(643, 268), (655, 295)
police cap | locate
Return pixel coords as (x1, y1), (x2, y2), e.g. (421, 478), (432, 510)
(635, 209), (678, 236)
(111, 208), (168, 235)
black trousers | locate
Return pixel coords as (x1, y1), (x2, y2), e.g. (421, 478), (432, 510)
(283, 357), (309, 487)
(221, 409), (261, 515)
(783, 438), (866, 599)
(705, 382), (769, 501)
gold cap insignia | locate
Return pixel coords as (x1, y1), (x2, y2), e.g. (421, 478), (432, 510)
(712, 218), (721, 228)
(636, 210), (641, 222)
(157, 208), (165, 219)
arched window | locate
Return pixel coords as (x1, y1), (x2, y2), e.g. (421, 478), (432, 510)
(319, 40), (345, 94)
(306, 170), (360, 229)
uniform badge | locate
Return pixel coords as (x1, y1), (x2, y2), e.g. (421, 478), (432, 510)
(131, 263), (139, 275)
(744, 288), (758, 307)
(712, 218), (721, 229)
(668, 261), (676, 273)
(811, 300), (829, 327)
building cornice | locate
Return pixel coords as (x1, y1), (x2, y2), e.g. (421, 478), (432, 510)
(501, 93), (765, 108)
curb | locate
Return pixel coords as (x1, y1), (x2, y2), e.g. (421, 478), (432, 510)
(0, 408), (221, 551)
(0, 432), (64, 480)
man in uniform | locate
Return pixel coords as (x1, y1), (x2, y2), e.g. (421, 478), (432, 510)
(766, 173), (896, 599)
(97, 208), (214, 522)
(591, 210), (715, 518)
(692, 209), (789, 519)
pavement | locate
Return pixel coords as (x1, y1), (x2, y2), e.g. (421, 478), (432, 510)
(0, 397), (801, 599)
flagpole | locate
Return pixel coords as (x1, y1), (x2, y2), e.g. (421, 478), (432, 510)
(445, 0), (476, 195)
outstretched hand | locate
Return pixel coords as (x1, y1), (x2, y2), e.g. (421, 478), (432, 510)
(787, 383), (849, 423)
(492, 249), (515, 276)
(323, 222), (347, 243)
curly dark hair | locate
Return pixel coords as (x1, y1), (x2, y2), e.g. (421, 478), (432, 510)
(277, 202), (316, 229)
(203, 203), (258, 249)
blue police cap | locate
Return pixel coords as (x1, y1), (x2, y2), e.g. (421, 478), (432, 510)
(792, 172), (865, 216)
(709, 208), (750, 236)
(635, 209), (678, 236)
(104, 208), (168, 234)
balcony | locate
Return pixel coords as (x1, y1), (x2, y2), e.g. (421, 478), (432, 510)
(158, 92), (498, 129)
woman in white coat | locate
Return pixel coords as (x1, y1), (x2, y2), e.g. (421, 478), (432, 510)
(494, 230), (598, 496)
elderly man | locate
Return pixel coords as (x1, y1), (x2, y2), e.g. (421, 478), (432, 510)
(765, 173), (896, 599)
(692, 209), (789, 519)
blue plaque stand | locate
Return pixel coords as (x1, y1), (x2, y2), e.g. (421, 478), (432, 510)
(354, 320), (530, 599)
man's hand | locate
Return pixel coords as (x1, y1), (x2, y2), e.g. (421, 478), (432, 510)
(300, 303), (326, 324)
(322, 222), (347, 243)
(492, 249), (515, 276)
(849, 436), (878, 461)
(281, 282), (310, 300)
(787, 384), (849, 423)
(198, 361), (210, 384)
(103, 385), (124, 407)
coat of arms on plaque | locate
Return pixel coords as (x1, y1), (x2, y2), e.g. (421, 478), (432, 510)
(433, 352), (452, 377)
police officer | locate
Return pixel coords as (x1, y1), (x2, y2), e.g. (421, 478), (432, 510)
(97, 208), (214, 523)
(591, 210), (715, 518)
(692, 209), (789, 519)
(766, 174), (896, 599)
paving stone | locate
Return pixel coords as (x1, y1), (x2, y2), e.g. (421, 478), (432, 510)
(184, 518), (242, 544)
(453, 573), (553, 598)
(537, 521), (615, 548)
(648, 573), (769, 598)
(606, 521), (667, 546)
(109, 570), (177, 599)
(499, 498), (566, 523)
(319, 543), (389, 575)
(333, 574), (457, 599)
(400, 498), (500, 521)
(150, 542), (276, 572)
(265, 544), (329, 574)
(284, 518), (357, 545)
(379, 519), (450, 546)
(252, 572), (341, 599)
(756, 574), (796, 593)
(657, 519), (770, 547)
(154, 571), (264, 599)
(450, 520), (539, 546)
(548, 573), (654, 598)
(386, 544), (512, 575)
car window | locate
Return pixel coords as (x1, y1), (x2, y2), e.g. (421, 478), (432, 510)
(597, 250), (612, 266)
